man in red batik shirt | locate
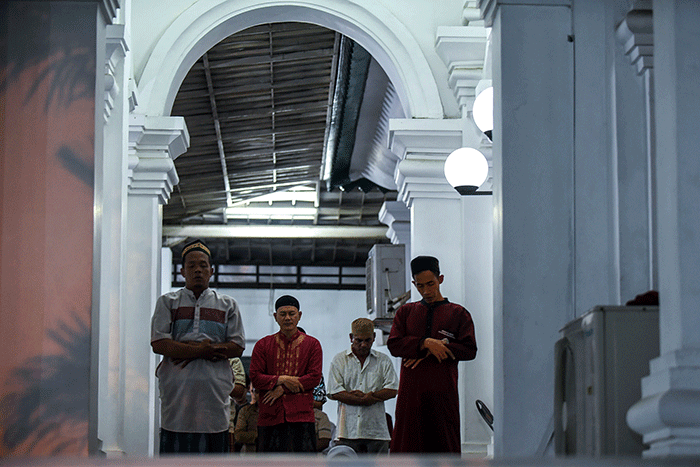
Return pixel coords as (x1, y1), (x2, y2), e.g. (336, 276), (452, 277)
(249, 295), (323, 452)
(388, 256), (477, 454)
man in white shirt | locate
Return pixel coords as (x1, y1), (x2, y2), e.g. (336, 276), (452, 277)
(327, 318), (399, 454)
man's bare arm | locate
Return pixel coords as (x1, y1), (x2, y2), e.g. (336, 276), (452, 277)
(262, 386), (284, 405)
(231, 383), (246, 402)
(330, 391), (368, 406)
(368, 388), (397, 401)
(151, 339), (242, 361)
(276, 375), (304, 393)
(215, 341), (244, 358)
(420, 337), (455, 362)
(152, 338), (220, 359)
(330, 390), (391, 406)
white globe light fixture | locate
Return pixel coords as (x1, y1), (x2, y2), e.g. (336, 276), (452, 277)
(472, 86), (493, 140)
(444, 147), (489, 195)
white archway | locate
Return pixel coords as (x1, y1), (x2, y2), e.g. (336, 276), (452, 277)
(137, 0), (444, 119)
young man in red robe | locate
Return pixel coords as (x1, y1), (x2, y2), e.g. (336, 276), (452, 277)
(387, 256), (477, 453)
(249, 295), (323, 452)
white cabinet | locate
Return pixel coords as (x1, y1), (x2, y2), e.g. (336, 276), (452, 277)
(554, 306), (659, 456)
(365, 244), (405, 319)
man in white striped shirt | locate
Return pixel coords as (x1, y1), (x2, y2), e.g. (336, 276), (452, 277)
(151, 239), (245, 454)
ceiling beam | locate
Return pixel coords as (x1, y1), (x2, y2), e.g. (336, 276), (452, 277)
(163, 225), (388, 239)
(202, 52), (233, 207)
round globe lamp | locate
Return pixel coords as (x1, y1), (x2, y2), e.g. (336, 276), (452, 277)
(444, 147), (489, 195)
(472, 86), (493, 140)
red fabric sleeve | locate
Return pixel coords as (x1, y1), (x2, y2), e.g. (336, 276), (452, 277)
(249, 337), (278, 391)
(298, 338), (323, 391)
(387, 304), (425, 359)
(447, 306), (477, 361)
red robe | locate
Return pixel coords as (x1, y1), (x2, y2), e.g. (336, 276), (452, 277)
(249, 330), (322, 426)
(387, 299), (477, 453)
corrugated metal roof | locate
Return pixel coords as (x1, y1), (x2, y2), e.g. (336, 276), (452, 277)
(165, 22), (400, 274)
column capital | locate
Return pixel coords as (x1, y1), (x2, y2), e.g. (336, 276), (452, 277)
(104, 24), (128, 123)
(128, 114), (189, 159)
(378, 200), (411, 245)
(105, 24), (128, 71)
(478, 0), (573, 28)
(128, 114), (189, 203)
(435, 26), (488, 113)
(462, 4), (486, 27)
(616, 3), (653, 75)
(389, 119), (463, 207)
(388, 118), (463, 161)
(477, 0), (498, 28)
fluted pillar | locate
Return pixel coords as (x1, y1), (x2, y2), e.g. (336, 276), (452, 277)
(389, 118), (493, 456)
(124, 114), (188, 456)
(627, 1), (700, 458)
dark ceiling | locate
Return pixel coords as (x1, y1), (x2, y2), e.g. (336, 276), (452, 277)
(164, 22), (402, 279)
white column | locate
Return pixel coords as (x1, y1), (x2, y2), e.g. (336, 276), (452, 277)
(96, 23), (129, 457)
(390, 119), (493, 456)
(627, 0), (700, 458)
(460, 195), (494, 458)
(434, 26), (494, 456)
(572, 0), (626, 310)
(480, 0), (575, 457)
(124, 114), (188, 456)
(615, 1), (657, 301)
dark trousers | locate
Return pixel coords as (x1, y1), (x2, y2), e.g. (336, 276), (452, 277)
(159, 428), (229, 454)
(257, 422), (316, 452)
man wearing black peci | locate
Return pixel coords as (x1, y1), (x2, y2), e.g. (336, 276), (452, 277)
(387, 255), (477, 453)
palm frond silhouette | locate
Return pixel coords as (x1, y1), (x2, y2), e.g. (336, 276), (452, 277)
(0, 312), (90, 455)
(0, 2), (95, 110)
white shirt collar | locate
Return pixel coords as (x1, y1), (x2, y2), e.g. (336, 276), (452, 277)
(345, 347), (378, 359)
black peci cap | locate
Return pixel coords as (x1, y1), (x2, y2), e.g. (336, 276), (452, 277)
(410, 255), (440, 277)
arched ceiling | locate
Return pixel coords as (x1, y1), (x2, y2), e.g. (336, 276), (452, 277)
(164, 22), (405, 278)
